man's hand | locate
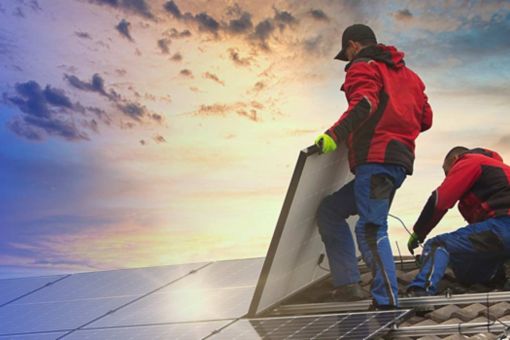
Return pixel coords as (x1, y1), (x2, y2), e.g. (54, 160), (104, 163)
(315, 133), (337, 154)
(407, 232), (421, 255)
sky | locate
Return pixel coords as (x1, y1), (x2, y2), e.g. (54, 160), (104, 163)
(1, 0), (510, 279)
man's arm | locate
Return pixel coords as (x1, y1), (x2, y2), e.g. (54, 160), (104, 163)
(420, 91), (432, 132)
(413, 159), (482, 240)
(327, 61), (382, 143)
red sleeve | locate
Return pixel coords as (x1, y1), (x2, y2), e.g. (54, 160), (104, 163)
(435, 159), (482, 211)
(327, 61), (382, 142)
(420, 91), (432, 132)
(413, 158), (481, 240)
(485, 149), (503, 162)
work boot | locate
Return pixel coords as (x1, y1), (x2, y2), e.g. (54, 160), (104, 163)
(405, 286), (429, 297)
(330, 283), (369, 302)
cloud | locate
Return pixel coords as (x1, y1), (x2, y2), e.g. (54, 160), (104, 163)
(162, 1), (299, 51)
(194, 12), (220, 34)
(164, 28), (192, 39)
(75, 31), (92, 39)
(203, 72), (224, 86)
(309, 9), (329, 22)
(273, 7), (297, 31)
(90, 0), (153, 18)
(394, 8), (413, 21)
(64, 73), (163, 124)
(153, 135), (166, 143)
(64, 73), (116, 100)
(192, 101), (264, 122)
(163, 0), (181, 18)
(170, 52), (182, 61)
(252, 19), (275, 42)
(157, 38), (171, 54)
(228, 48), (251, 67)
(302, 34), (330, 57)
(5, 81), (90, 141)
(116, 19), (133, 41)
(250, 81), (266, 94)
(117, 102), (147, 121)
(180, 69), (193, 78)
(225, 12), (253, 34)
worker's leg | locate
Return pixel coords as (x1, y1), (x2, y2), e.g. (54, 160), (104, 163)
(409, 216), (510, 294)
(354, 164), (406, 307)
(317, 180), (359, 286)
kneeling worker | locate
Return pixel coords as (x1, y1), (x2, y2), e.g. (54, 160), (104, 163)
(407, 147), (510, 296)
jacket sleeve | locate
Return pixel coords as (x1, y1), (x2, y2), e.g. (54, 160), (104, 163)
(413, 158), (481, 240)
(420, 91), (433, 132)
(327, 61), (383, 143)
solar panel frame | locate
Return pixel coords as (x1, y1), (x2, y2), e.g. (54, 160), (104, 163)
(249, 145), (358, 316)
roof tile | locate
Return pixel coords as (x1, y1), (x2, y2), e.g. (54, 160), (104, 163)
(452, 303), (487, 322)
(428, 304), (462, 323)
(482, 302), (510, 320)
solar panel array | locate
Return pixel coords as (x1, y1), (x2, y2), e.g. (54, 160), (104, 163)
(0, 258), (264, 339)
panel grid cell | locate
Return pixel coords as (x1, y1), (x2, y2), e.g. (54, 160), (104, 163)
(0, 275), (67, 306)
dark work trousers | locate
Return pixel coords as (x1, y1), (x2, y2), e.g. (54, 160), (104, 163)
(408, 216), (510, 295)
(317, 163), (407, 307)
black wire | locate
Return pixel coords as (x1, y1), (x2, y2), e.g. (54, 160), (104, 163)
(388, 213), (424, 249)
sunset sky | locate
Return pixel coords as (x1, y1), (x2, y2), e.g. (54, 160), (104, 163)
(1, 0), (510, 279)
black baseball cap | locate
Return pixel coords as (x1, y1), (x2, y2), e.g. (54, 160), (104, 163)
(334, 24), (377, 61)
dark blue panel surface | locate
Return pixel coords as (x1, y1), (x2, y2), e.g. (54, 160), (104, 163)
(0, 275), (66, 306)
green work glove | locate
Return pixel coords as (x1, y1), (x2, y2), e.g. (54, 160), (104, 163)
(407, 232), (420, 255)
(315, 133), (337, 154)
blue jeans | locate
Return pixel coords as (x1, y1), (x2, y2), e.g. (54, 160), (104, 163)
(408, 216), (510, 294)
(317, 163), (407, 306)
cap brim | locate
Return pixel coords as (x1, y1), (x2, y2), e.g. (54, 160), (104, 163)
(334, 49), (348, 61)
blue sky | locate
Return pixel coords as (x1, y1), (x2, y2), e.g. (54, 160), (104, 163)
(1, 0), (510, 278)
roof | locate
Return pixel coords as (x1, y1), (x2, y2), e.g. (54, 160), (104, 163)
(1, 257), (509, 339)
(271, 256), (510, 339)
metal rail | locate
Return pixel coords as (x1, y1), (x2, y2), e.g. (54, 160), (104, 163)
(271, 291), (510, 316)
(389, 322), (510, 337)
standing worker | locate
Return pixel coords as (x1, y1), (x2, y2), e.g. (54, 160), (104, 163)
(315, 24), (433, 309)
(407, 147), (510, 296)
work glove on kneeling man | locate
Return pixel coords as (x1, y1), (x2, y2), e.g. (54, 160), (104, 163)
(407, 232), (421, 255)
(315, 133), (337, 154)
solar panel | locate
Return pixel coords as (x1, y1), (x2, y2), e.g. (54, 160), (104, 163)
(209, 310), (411, 339)
(0, 274), (67, 306)
(64, 320), (230, 340)
(10, 262), (209, 303)
(0, 262), (210, 335)
(85, 257), (264, 328)
(0, 296), (132, 334)
(249, 145), (357, 316)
